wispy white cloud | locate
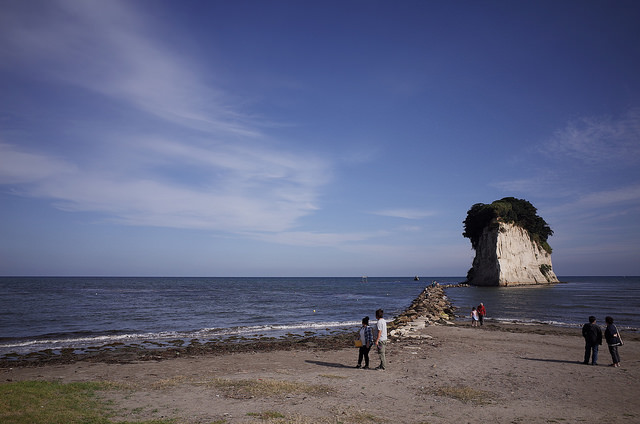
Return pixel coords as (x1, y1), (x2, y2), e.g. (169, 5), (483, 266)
(244, 231), (380, 247)
(543, 184), (640, 229)
(543, 108), (640, 166)
(0, 137), (328, 233)
(574, 184), (640, 209)
(372, 208), (436, 220)
(544, 184), (640, 234)
(1, 0), (258, 137)
(496, 109), (640, 206)
(0, 143), (76, 184)
(491, 172), (569, 198)
(0, 1), (332, 235)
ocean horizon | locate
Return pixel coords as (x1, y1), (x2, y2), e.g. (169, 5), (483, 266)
(1, 276), (638, 358)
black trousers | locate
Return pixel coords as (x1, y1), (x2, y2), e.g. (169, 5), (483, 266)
(358, 345), (371, 367)
(608, 344), (620, 364)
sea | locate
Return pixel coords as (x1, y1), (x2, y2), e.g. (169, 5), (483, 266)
(1, 276), (638, 358)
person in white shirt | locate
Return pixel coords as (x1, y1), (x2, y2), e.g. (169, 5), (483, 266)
(374, 308), (387, 370)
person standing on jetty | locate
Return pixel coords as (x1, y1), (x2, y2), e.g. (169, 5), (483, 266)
(477, 303), (486, 325)
(355, 316), (373, 369)
(604, 316), (622, 367)
(582, 316), (603, 365)
(374, 309), (387, 370)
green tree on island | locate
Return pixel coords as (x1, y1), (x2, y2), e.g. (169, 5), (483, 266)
(462, 197), (553, 254)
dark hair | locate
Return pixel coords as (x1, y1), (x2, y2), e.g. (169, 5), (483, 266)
(605, 316), (614, 325)
(362, 316), (369, 325)
(376, 309), (384, 319)
(589, 316), (596, 323)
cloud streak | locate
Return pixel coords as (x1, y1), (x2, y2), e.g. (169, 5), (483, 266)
(372, 209), (436, 220)
(1, 0), (258, 137)
(0, 1), (331, 235)
(544, 108), (640, 166)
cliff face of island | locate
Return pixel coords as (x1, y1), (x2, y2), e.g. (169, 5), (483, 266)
(469, 222), (559, 286)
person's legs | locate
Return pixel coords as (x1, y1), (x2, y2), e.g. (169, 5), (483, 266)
(377, 341), (387, 370)
(363, 346), (370, 368)
(357, 346), (365, 367)
(592, 344), (599, 365)
(583, 343), (591, 364)
(608, 345), (620, 365)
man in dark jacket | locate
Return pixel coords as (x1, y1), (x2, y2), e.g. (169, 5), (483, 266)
(582, 316), (603, 365)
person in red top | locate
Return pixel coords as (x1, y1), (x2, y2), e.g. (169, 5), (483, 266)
(477, 303), (486, 326)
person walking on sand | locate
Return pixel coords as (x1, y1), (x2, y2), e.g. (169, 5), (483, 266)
(477, 303), (486, 326)
(604, 316), (622, 367)
(471, 307), (479, 327)
(355, 316), (373, 369)
(582, 315), (603, 365)
(374, 309), (387, 370)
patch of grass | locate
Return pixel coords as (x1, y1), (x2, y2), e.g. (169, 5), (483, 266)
(0, 381), (109, 424)
(0, 380), (175, 424)
(431, 385), (495, 405)
(202, 378), (334, 398)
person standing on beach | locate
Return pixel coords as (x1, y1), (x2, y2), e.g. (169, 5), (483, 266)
(355, 316), (373, 369)
(374, 309), (387, 370)
(604, 316), (622, 367)
(471, 307), (479, 327)
(582, 316), (603, 365)
(477, 303), (486, 326)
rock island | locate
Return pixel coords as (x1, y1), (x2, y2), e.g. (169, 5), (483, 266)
(463, 197), (559, 286)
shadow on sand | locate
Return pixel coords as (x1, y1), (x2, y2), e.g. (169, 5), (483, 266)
(305, 360), (351, 368)
(520, 357), (585, 365)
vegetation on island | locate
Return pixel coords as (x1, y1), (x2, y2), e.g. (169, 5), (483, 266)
(540, 263), (553, 277)
(462, 197), (553, 254)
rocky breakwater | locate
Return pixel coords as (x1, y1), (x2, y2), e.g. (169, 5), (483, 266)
(388, 284), (463, 339)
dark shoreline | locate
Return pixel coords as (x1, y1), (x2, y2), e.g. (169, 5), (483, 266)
(0, 330), (358, 368)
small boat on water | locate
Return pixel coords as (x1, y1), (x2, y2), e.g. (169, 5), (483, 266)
(414, 276), (420, 281)
(361, 276), (368, 283)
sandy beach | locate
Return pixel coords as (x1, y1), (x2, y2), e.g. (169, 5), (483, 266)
(3, 320), (638, 424)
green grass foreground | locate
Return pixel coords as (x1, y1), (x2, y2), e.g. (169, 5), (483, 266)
(0, 380), (173, 424)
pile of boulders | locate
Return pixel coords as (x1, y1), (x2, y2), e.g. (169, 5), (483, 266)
(388, 284), (464, 339)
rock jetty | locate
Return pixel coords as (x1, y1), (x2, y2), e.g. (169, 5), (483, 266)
(388, 283), (464, 339)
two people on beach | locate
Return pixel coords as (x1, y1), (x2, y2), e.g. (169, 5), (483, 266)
(355, 308), (387, 370)
(470, 303), (486, 327)
(582, 315), (623, 367)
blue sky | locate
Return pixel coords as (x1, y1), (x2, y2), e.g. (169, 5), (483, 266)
(1, 0), (639, 277)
